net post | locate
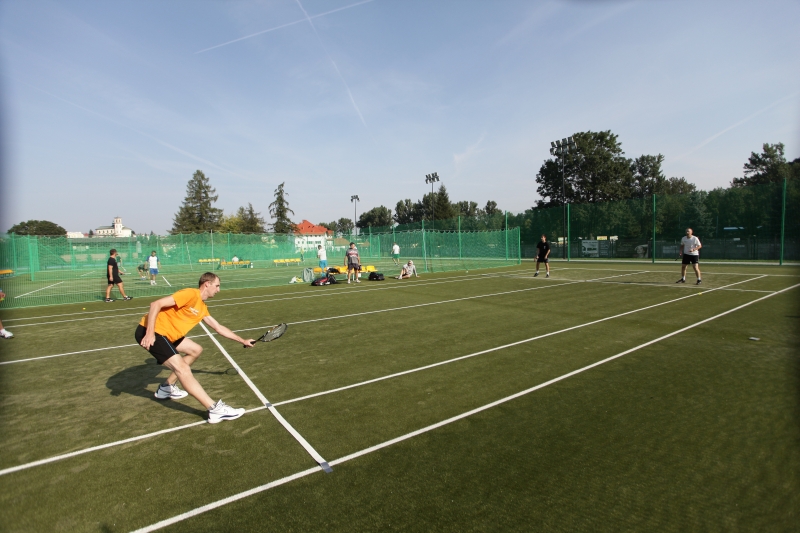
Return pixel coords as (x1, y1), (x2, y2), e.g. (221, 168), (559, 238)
(566, 203), (571, 262)
(652, 194), (656, 264)
(780, 178), (786, 265)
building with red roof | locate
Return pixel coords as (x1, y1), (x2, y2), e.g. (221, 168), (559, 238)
(293, 220), (333, 251)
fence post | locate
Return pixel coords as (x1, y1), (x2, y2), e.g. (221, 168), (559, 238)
(566, 203), (571, 261)
(422, 220), (428, 273)
(458, 216), (462, 260)
(652, 194), (656, 264)
(780, 178), (786, 265)
(11, 234), (18, 273)
(505, 211), (509, 261)
(27, 235), (37, 281)
(518, 227), (522, 264)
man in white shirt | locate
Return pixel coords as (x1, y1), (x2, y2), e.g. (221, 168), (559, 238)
(391, 242), (400, 265)
(677, 228), (702, 285)
(396, 260), (419, 279)
(148, 251), (161, 286)
(316, 245), (327, 270)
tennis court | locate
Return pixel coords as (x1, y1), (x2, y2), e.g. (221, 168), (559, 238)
(0, 262), (798, 532)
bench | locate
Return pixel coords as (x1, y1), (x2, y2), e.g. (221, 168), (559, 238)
(323, 265), (377, 279)
(220, 261), (251, 269)
(0, 269), (13, 278)
(198, 258), (220, 264)
(273, 258), (302, 266)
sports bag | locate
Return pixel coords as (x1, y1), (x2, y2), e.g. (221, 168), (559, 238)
(310, 276), (329, 286)
(368, 272), (385, 281)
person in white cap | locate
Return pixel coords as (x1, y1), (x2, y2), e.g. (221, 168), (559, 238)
(396, 260), (419, 279)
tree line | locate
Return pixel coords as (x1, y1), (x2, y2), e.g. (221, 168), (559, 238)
(5, 137), (796, 236)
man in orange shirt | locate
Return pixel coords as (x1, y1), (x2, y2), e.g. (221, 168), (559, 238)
(135, 272), (256, 423)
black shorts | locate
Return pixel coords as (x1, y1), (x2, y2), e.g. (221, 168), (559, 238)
(348, 263), (360, 271)
(135, 325), (185, 364)
(108, 276), (123, 285)
(536, 257), (549, 263)
(682, 254), (699, 265)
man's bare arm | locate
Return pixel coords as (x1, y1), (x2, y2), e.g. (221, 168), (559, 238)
(203, 315), (256, 347)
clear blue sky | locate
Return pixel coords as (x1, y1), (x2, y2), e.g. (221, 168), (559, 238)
(1, 0), (798, 234)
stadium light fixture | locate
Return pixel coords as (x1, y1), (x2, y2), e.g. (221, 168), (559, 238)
(549, 136), (578, 258)
(425, 172), (440, 230)
(351, 195), (360, 236)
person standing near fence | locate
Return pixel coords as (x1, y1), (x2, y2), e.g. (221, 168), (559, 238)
(317, 244), (327, 270)
(135, 272), (254, 423)
(106, 249), (132, 302)
(344, 242), (361, 283)
(534, 234), (551, 278)
(677, 228), (702, 285)
(148, 251), (161, 286)
(391, 242), (400, 265)
(0, 289), (12, 338)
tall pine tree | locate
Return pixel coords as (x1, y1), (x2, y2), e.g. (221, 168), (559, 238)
(268, 182), (295, 233)
(171, 170), (223, 233)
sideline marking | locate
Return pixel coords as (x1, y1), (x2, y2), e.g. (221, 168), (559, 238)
(0, 274), (766, 474)
(131, 281), (800, 533)
(199, 323), (332, 473)
(14, 282), (64, 299)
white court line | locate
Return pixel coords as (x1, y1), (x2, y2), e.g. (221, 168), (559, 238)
(199, 322), (332, 472)
(4, 270), (527, 328)
(591, 280), (776, 293)
(0, 272), (633, 364)
(0, 274), (764, 474)
(162, 276), (172, 287)
(131, 281), (800, 533)
(14, 281), (64, 299)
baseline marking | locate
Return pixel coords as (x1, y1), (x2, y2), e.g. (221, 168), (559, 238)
(199, 323), (332, 473)
(0, 275), (765, 474)
(131, 281), (800, 533)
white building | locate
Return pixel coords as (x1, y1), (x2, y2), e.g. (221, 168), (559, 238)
(66, 231), (87, 238)
(94, 217), (134, 238)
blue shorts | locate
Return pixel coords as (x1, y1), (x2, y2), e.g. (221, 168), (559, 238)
(319, 260), (327, 269)
(149, 268), (158, 275)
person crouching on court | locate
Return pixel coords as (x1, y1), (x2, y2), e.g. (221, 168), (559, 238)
(396, 260), (419, 279)
(135, 272), (256, 423)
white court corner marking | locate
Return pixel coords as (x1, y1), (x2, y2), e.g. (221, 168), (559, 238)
(0, 273), (769, 476)
(132, 281), (800, 533)
(198, 322), (332, 473)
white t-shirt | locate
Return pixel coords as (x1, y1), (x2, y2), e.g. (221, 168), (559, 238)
(392, 244), (400, 255)
(317, 248), (327, 261)
(681, 236), (701, 256)
(232, 256), (239, 262)
(148, 255), (159, 268)
(403, 263), (418, 276)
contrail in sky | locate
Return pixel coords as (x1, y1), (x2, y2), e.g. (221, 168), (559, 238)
(22, 82), (246, 178)
(195, 0), (374, 54)
(676, 91), (800, 160)
(294, 0), (369, 130)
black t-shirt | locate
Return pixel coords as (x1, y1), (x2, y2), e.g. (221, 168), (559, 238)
(107, 256), (119, 279)
(536, 241), (550, 257)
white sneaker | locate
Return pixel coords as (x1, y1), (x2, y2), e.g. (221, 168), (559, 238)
(0, 329), (13, 339)
(347, 280), (351, 284)
(356, 279), (360, 283)
(546, 273), (550, 278)
(208, 400), (245, 424)
(154, 383), (189, 400)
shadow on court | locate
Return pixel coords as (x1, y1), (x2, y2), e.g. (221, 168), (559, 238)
(105, 358), (228, 418)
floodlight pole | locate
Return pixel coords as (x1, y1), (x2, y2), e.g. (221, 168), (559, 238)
(351, 195), (359, 237)
(550, 137), (577, 259)
(425, 172), (440, 231)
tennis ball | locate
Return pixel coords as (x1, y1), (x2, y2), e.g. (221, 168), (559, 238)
(82, 307), (86, 310)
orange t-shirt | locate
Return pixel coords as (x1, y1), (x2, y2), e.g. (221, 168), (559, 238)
(139, 288), (209, 342)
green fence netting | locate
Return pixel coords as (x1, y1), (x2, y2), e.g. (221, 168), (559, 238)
(515, 180), (798, 262)
(0, 225), (520, 309)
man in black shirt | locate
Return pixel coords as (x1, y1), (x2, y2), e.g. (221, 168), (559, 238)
(105, 249), (132, 302)
(534, 234), (551, 278)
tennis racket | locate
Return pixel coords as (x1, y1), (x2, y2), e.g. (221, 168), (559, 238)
(255, 323), (288, 343)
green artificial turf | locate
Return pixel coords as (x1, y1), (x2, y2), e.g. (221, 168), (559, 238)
(0, 264), (797, 532)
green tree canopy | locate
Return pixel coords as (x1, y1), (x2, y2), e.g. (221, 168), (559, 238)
(336, 217), (354, 236)
(732, 143), (791, 187)
(7, 220), (66, 235)
(218, 203), (266, 234)
(357, 206), (393, 229)
(394, 199), (421, 225)
(171, 170), (223, 233)
(268, 182), (295, 234)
